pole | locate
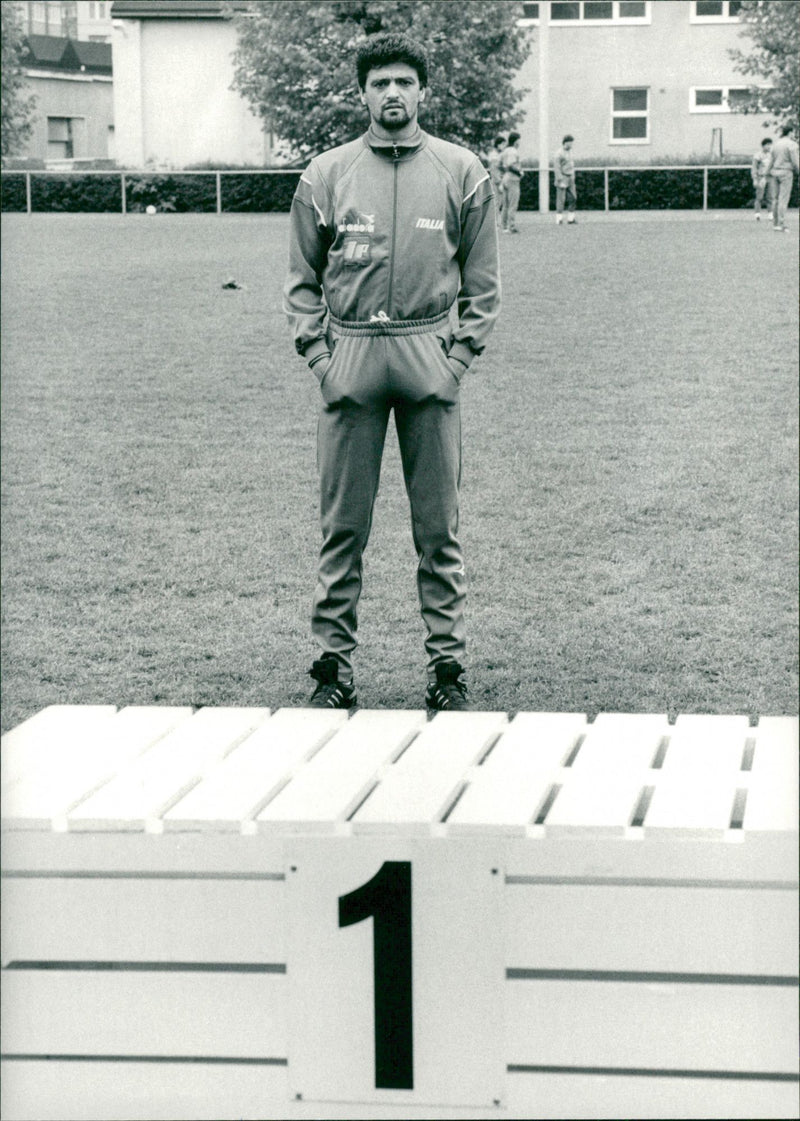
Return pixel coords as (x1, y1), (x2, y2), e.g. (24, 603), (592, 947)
(703, 165), (708, 211)
(121, 172), (127, 215)
(538, 1), (550, 214)
(26, 171), (32, 214)
(216, 171), (222, 214)
(604, 167), (609, 212)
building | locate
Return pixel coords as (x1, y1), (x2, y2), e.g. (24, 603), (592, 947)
(13, 33), (114, 166)
(517, 1), (771, 163)
(106, 0), (772, 171)
(14, 2), (115, 43)
(110, 0), (270, 168)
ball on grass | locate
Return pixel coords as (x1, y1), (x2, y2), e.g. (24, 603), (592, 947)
(145, 205), (157, 215)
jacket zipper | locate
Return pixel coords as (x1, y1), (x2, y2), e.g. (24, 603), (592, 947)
(386, 144), (399, 317)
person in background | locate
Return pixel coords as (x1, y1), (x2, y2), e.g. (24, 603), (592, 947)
(767, 124), (799, 233)
(499, 131), (523, 234)
(487, 135), (507, 227)
(554, 134), (577, 225)
(751, 137), (773, 221)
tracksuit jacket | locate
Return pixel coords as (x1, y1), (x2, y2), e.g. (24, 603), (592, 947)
(284, 125), (500, 372)
(283, 125), (500, 675)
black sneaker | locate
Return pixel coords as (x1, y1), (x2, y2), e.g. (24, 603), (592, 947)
(425, 660), (470, 712)
(307, 654), (357, 709)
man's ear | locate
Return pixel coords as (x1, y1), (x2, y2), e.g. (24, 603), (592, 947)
(359, 88), (366, 105)
(419, 87), (426, 103)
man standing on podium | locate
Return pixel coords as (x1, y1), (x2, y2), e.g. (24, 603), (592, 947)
(284, 32), (501, 712)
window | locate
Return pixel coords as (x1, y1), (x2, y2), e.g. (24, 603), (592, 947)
(611, 87), (649, 143)
(690, 1), (744, 22)
(690, 86), (750, 113)
(519, 2), (539, 21)
(47, 117), (73, 159)
(549, 0), (649, 21)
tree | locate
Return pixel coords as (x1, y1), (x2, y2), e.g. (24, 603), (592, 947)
(1, 3), (37, 161)
(230, 0), (530, 161)
(729, 0), (799, 133)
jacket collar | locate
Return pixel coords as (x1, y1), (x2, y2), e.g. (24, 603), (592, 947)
(364, 124), (426, 158)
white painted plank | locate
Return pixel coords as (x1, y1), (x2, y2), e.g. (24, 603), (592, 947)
(256, 710), (427, 831)
(0, 970), (286, 1058)
(351, 711), (508, 834)
(644, 774), (740, 836)
(1, 708), (194, 830)
(1, 706), (119, 791)
(660, 714), (751, 774)
(1, 1060), (795, 1121)
(163, 708), (348, 832)
(744, 717), (799, 833)
(447, 713), (585, 834)
(507, 979), (799, 1073)
(505, 884), (799, 975)
(1, 878), (286, 965)
(572, 713), (670, 770)
(66, 708), (269, 832)
(540, 715), (669, 835)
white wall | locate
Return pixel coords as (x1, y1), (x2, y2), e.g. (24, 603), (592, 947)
(139, 19), (268, 168)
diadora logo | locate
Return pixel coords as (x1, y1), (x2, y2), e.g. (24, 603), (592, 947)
(338, 208), (375, 234)
(416, 217), (444, 230)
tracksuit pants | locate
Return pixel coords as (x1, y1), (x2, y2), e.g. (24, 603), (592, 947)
(772, 171), (794, 228)
(312, 313), (465, 677)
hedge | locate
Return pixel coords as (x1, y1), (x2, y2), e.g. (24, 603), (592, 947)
(1, 167), (797, 213)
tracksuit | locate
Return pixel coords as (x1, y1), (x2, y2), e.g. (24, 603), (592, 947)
(284, 125), (500, 676)
(767, 136), (799, 229)
(554, 147), (576, 217)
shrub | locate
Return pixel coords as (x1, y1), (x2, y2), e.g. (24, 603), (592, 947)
(125, 173), (216, 213)
(608, 168), (704, 210)
(1, 172), (27, 211)
(30, 174), (122, 212)
(221, 171), (301, 213)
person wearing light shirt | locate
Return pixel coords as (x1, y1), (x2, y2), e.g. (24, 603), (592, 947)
(766, 124), (799, 233)
(554, 134), (577, 226)
(751, 137), (773, 221)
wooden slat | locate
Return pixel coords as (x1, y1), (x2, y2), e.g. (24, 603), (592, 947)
(644, 714), (751, 836)
(505, 883), (799, 975)
(351, 711), (507, 834)
(1, 1060), (795, 1121)
(1, 707), (194, 830)
(256, 710), (427, 832)
(1, 878), (286, 965)
(1, 705), (118, 791)
(544, 715), (669, 834)
(163, 708), (348, 832)
(744, 717), (799, 833)
(65, 708), (269, 832)
(0, 970), (286, 1058)
(506, 978), (799, 1073)
(447, 713), (586, 835)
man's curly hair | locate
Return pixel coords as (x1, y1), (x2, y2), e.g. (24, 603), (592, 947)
(356, 32), (428, 90)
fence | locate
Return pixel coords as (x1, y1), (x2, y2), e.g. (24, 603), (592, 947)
(1, 166), (797, 214)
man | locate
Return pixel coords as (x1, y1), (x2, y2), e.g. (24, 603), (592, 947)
(751, 136), (772, 221)
(767, 124), (799, 233)
(284, 33), (500, 711)
(487, 135), (507, 227)
(498, 131), (523, 233)
(554, 134), (577, 225)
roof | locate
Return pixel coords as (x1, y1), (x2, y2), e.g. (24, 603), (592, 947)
(111, 1), (250, 17)
(21, 35), (112, 74)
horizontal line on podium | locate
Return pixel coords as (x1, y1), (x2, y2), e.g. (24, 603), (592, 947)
(507, 1064), (800, 1083)
(506, 968), (798, 986)
(0, 1053), (289, 1065)
(3, 961), (287, 973)
(505, 875), (798, 890)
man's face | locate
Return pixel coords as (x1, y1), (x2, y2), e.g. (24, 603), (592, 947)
(360, 63), (425, 131)
(564, 140), (573, 151)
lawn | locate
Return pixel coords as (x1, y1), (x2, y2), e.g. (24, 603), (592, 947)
(1, 210), (797, 732)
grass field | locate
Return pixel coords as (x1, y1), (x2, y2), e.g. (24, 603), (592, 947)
(1, 210), (797, 732)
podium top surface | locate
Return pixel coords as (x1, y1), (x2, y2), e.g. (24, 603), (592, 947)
(1, 706), (797, 878)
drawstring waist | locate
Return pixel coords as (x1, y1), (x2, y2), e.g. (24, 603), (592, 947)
(328, 309), (451, 337)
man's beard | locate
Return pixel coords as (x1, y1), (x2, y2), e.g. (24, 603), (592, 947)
(378, 104), (412, 131)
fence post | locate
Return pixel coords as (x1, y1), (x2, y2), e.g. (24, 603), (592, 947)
(216, 171), (222, 215)
(26, 172), (32, 214)
(604, 167), (609, 212)
(703, 166), (708, 211)
(121, 172), (127, 215)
